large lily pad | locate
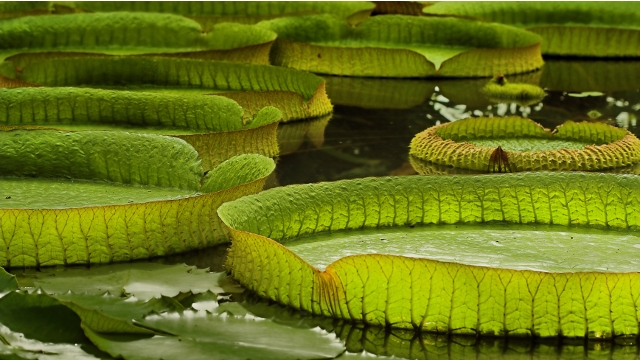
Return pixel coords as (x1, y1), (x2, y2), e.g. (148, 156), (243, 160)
(0, 13), (276, 64)
(410, 116), (640, 172)
(64, 1), (375, 29)
(2, 56), (333, 122)
(424, 2), (640, 57)
(0, 87), (280, 170)
(0, 129), (275, 267)
(258, 14), (544, 77)
(219, 172), (640, 339)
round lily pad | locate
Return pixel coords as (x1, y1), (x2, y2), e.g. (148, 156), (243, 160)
(258, 14), (544, 77)
(0, 128), (275, 267)
(409, 116), (640, 172)
(218, 172), (640, 339)
(0, 87), (280, 171)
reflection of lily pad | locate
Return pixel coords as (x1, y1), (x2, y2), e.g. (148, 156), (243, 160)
(325, 76), (434, 109)
(424, 2), (640, 57)
(4, 56), (333, 122)
(277, 114), (331, 155)
(410, 116), (640, 172)
(0, 129), (275, 267)
(0, 87), (280, 170)
(480, 75), (546, 106)
(66, 1), (375, 28)
(0, 13), (276, 64)
(219, 172), (640, 339)
(259, 14), (543, 77)
(541, 59), (640, 92)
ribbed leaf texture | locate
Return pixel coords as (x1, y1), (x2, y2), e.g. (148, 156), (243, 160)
(409, 116), (640, 172)
(5, 56), (333, 122)
(424, 2), (640, 57)
(0, 129), (275, 267)
(219, 173), (640, 339)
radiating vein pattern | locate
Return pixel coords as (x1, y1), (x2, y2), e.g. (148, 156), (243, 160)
(219, 173), (640, 339)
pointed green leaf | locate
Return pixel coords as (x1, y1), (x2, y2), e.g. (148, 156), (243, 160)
(0, 267), (18, 295)
(0, 291), (86, 344)
(424, 2), (640, 57)
(219, 172), (640, 339)
(54, 293), (181, 334)
(0, 13), (276, 63)
(259, 14), (543, 77)
(5, 56), (333, 122)
(31, 263), (238, 300)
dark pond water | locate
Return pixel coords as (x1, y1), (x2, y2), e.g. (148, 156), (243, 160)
(13, 58), (640, 360)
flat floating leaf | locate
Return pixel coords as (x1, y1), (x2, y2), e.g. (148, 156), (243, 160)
(480, 75), (546, 106)
(32, 263), (239, 300)
(424, 2), (640, 57)
(0, 129), (275, 267)
(4, 56), (333, 122)
(0, 87), (280, 170)
(219, 172), (640, 339)
(86, 310), (345, 360)
(409, 116), (640, 172)
(0, 324), (101, 360)
(0, 13), (276, 64)
(259, 14), (543, 77)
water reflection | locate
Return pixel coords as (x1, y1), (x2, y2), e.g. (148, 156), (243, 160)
(276, 59), (640, 186)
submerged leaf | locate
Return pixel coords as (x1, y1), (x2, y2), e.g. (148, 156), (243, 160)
(0, 324), (102, 360)
(4, 56), (333, 122)
(32, 263), (239, 300)
(219, 172), (640, 339)
(259, 14), (543, 77)
(424, 2), (640, 57)
(409, 116), (640, 172)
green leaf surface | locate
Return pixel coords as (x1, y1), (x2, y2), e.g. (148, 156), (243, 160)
(66, 1), (375, 27)
(31, 263), (237, 300)
(259, 14), (543, 77)
(0, 291), (86, 344)
(424, 2), (640, 57)
(0, 13), (276, 63)
(5, 56), (333, 122)
(220, 172), (640, 338)
(0, 87), (281, 170)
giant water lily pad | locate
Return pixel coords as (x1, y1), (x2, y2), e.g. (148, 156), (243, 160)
(0, 87), (280, 170)
(219, 172), (640, 339)
(2, 56), (333, 122)
(64, 1), (375, 29)
(424, 2), (640, 58)
(258, 14), (544, 77)
(0, 12), (276, 64)
(0, 129), (275, 267)
(409, 116), (640, 172)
